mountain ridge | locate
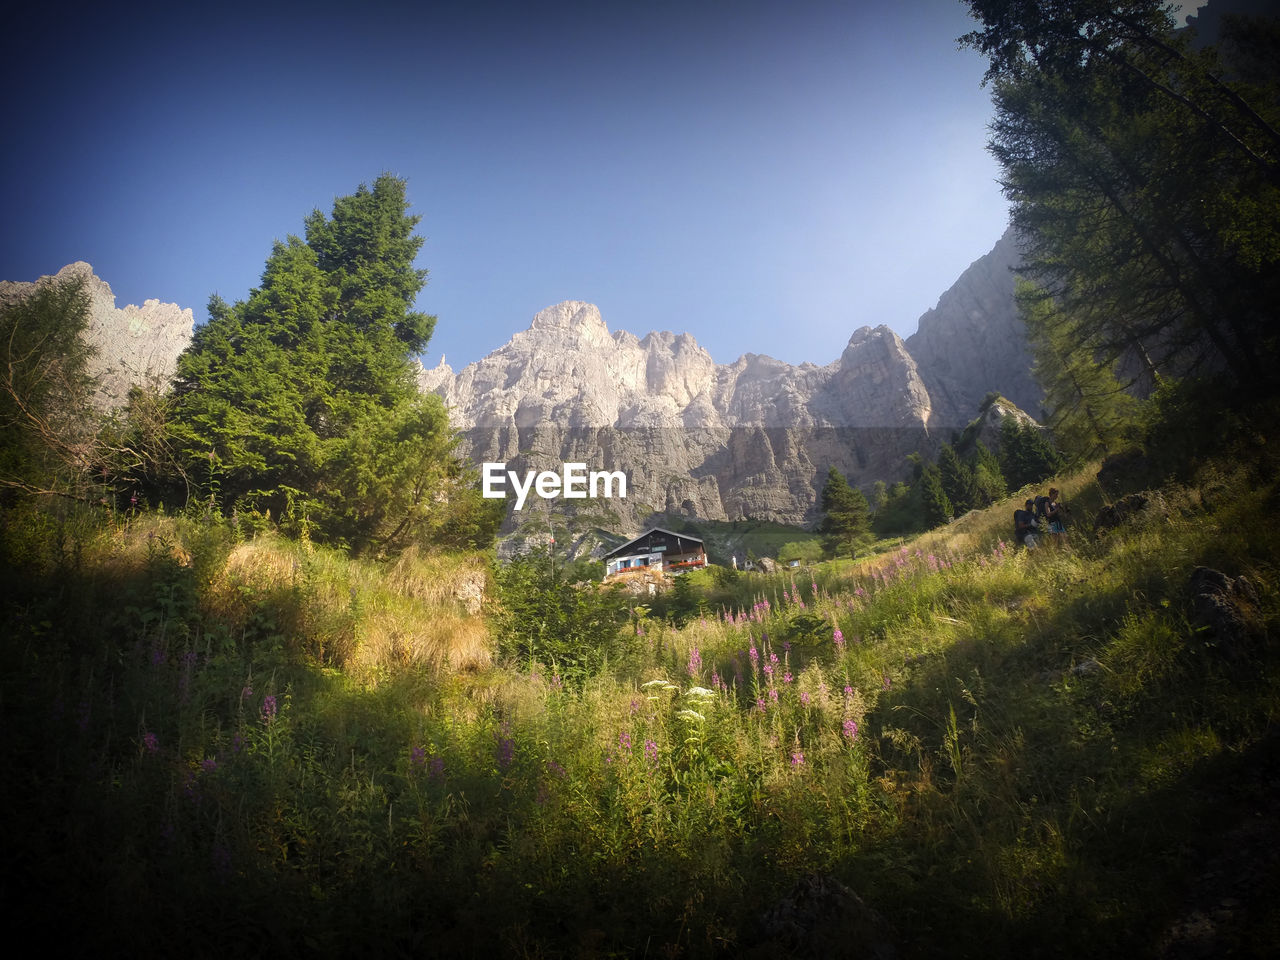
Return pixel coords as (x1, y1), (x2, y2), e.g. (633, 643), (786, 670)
(419, 226), (1039, 533)
(4, 227), (1039, 535)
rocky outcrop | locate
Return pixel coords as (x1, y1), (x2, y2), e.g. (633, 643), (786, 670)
(1188, 566), (1266, 661)
(5, 225), (1040, 552)
(420, 302), (936, 534)
(956, 394), (1045, 455)
(422, 227), (1044, 546)
(905, 226), (1042, 428)
(0, 262), (193, 410)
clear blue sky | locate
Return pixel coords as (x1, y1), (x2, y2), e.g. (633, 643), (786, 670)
(2, 0), (1014, 370)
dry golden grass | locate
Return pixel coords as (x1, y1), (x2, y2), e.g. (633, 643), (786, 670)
(88, 519), (496, 678)
(383, 544), (490, 607)
(348, 606), (491, 677)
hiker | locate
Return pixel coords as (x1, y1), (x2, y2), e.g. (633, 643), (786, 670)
(1033, 492), (1051, 523)
(1014, 499), (1039, 549)
(1044, 488), (1066, 534)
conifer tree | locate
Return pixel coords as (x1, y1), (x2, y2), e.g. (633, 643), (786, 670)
(1018, 279), (1137, 464)
(169, 175), (460, 551)
(963, 1), (1280, 390)
(971, 441), (1007, 506)
(999, 417), (1065, 491)
(937, 442), (980, 516)
(818, 466), (871, 557)
(920, 464), (953, 528)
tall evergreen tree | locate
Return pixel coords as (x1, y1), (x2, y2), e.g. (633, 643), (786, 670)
(963, 1), (1280, 391)
(818, 466), (871, 557)
(999, 416), (1065, 490)
(169, 175), (456, 551)
(920, 464), (952, 528)
(1018, 278), (1137, 463)
(937, 442), (980, 516)
(971, 441), (1007, 506)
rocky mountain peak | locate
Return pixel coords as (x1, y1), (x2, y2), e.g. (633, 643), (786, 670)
(524, 300), (612, 345)
(421, 299), (939, 529)
(904, 226), (1041, 426)
(4, 224), (1039, 543)
(0, 262), (193, 410)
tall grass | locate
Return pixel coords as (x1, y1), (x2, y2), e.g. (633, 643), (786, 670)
(4, 458), (1277, 957)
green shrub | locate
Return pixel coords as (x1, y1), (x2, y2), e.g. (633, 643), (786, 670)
(492, 546), (631, 680)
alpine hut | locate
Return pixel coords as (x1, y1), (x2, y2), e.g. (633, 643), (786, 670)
(603, 528), (708, 579)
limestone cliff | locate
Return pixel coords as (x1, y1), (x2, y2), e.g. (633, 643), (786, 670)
(905, 226), (1042, 428)
(421, 227), (1041, 540)
(419, 302), (935, 530)
(0, 262), (193, 410)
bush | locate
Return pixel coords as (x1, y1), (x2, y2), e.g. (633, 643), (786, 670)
(492, 546), (630, 680)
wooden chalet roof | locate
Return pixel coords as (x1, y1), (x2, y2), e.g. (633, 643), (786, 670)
(602, 527), (705, 561)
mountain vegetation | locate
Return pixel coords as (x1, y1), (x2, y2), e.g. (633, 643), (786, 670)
(963, 0), (1280, 396)
(4, 420), (1276, 955)
(3, 2), (1280, 954)
(818, 465), (873, 558)
(0, 272), (97, 501)
(164, 174), (501, 553)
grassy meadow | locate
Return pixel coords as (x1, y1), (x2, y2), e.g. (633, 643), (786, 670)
(3, 457), (1278, 958)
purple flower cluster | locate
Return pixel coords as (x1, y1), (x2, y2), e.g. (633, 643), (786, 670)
(687, 645), (702, 678)
(497, 736), (515, 770)
(261, 695), (278, 721)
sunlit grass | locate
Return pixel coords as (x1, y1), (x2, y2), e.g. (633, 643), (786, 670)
(4, 456), (1278, 956)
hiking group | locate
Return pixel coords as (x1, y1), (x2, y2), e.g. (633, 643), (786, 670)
(1014, 487), (1066, 549)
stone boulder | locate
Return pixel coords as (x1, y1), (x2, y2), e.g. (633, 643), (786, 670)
(1094, 492), (1167, 533)
(1188, 566), (1265, 660)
